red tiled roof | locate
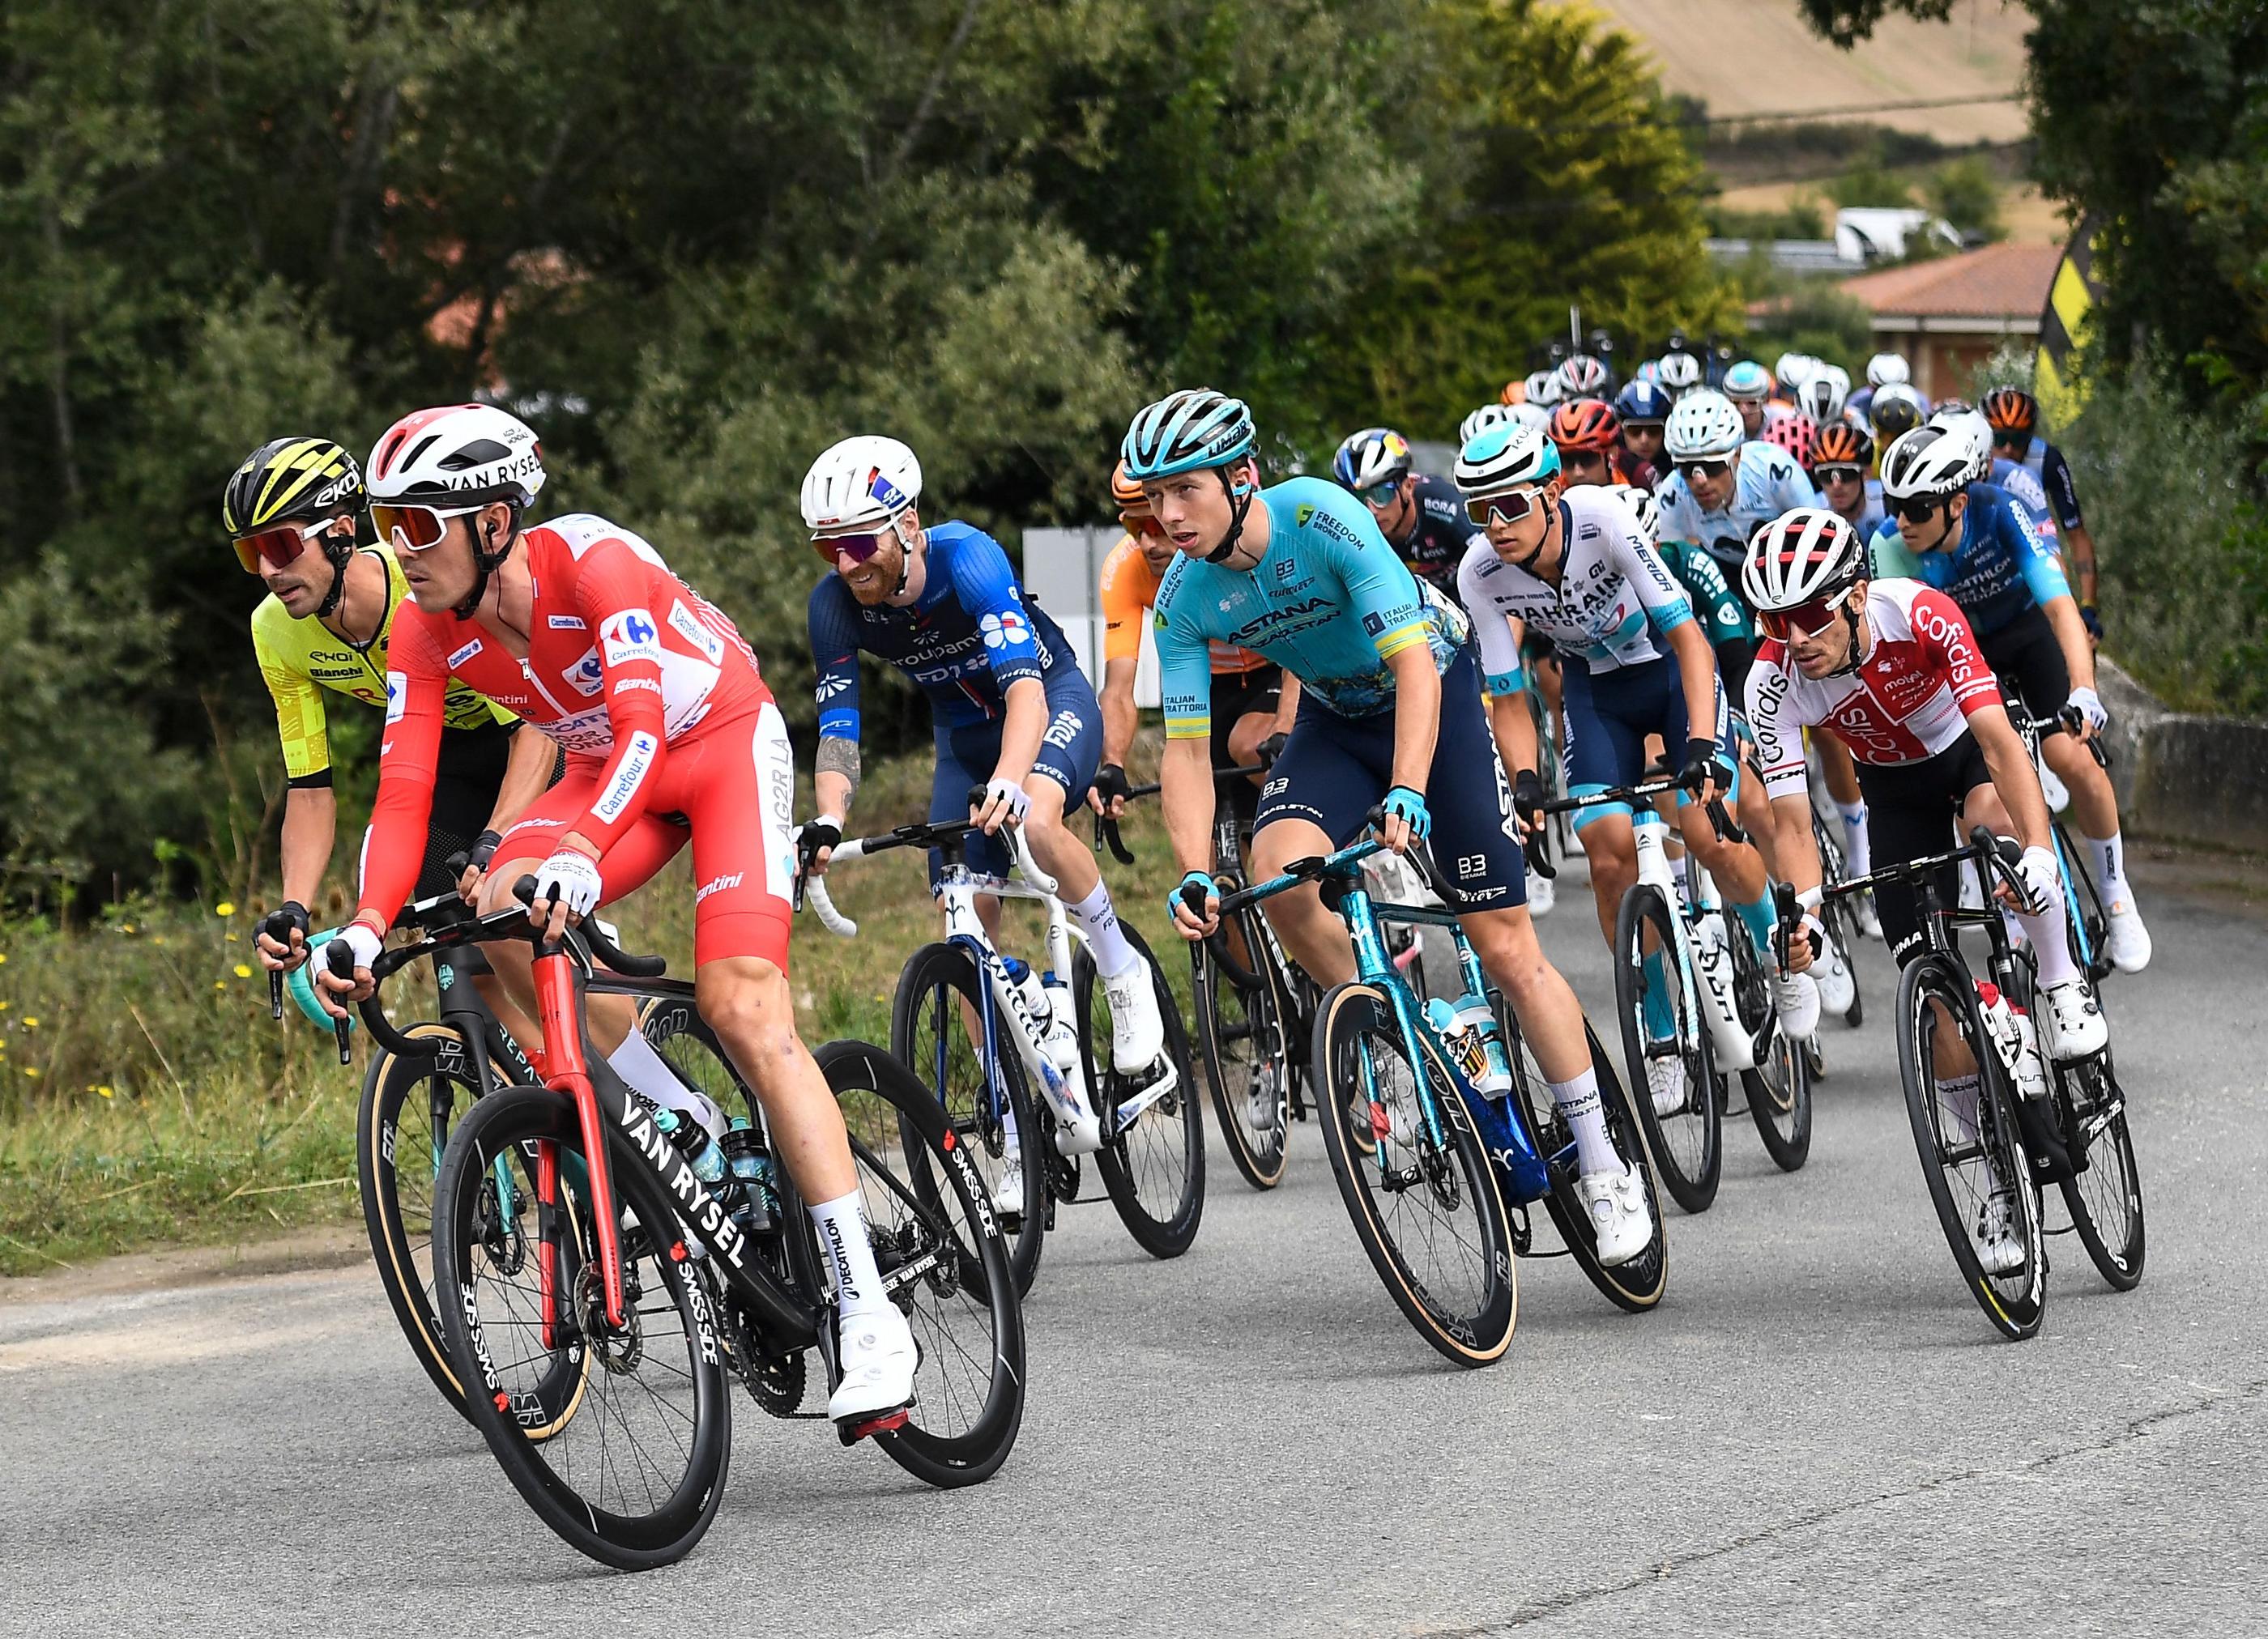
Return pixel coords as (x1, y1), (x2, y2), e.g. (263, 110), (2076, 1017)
(1836, 241), (2060, 320)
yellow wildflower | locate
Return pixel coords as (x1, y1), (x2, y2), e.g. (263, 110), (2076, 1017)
(98, 1085), (114, 1098)
(234, 964), (253, 979)
(20, 1016), (36, 1029)
(215, 901), (237, 917)
(23, 1066), (38, 1079)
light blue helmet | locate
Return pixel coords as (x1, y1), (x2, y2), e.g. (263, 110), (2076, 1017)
(1121, 389), (1257, 482)
(1722, 360), (1771, 401)
(1456, 422), (1561, 496)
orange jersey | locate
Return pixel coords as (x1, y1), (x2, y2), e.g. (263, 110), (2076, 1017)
(1098, 534), (1265, 675)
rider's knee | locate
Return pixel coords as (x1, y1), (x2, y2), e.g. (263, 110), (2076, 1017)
(696, 960), (795, 1053)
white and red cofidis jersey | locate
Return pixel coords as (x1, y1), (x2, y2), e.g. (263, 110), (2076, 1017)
(356, 512), (770, 930)
(1746, 578), (2000, 801)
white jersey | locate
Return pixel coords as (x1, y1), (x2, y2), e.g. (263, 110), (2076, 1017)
(1456, 485), (1696, 688)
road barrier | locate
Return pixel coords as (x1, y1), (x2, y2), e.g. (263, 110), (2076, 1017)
(2097, 659), (2268, 854)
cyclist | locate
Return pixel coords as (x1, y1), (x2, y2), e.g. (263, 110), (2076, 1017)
(1869, 422), (2151, 970)
(1332, 426), (1477, 594)
(800, 435), (1166, 1081)
(1656, 350), (1704, 401)
(1810, 424), (1885, 543)
(1452, 424), (1820, 1102)
(1848, 352), (1908, 428)
(1136, 389), (1654, 1266)
(1982, 387), (2100, 640)
(1601, 483), (1755, 703)
(1614, 379), (1674, 491)
(1547, 398), (1642, 491)
(1773, 352), (1818, 406)
(1094, 458), (1294, 824)
(315, 405), (921, 1426)
(1524, 369), (1564, 411)
(1797, 364), (1852, 431)
(1763, 411), (1820, 473)
(1555, 353), (1614, 403)
(1654, 390), (1821, 585)
(1867, 381), (1928, 446)
(1721, 360), (1773, 439)
(1743, 508), (2109, 1271)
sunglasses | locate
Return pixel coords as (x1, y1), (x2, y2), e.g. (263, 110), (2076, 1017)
(1559, 449), (1609, 470)
(1759, 590), (1852, 641)
(1464, 487), (1541, 528)
(812, 529), (893, 567)
(1812, 465), (1863, 486)
(1119, 511), (1165, 540)
(1677, 458), (1733, 482)
(1891, 496), (1946, 525)
(232, 517), (337, 575)
(373, 502), (486, 555)
(1356, 480), (1401, 508)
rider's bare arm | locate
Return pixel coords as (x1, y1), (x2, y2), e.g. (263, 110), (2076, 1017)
(1970, 700), (2056, 855)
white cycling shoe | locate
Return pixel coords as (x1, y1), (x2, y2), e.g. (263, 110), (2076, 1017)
(1646, 1053), (1686, 1119)
(1972, 1186), (2025, 1275)
(828, 1303), (918, 1424)
(2038, 762), (2070, 813)
(1814, 943), (1856, 1018)
(1101, 960), (1166, 1073)
(1852, 892), (1882, 940)
(1774, 969), (1821, 1041)
(2038, 978), (2108, 1062)
(1575, 1164), (1653, 1267)
(2104, 896), (2153, 973)
(1246, 1065), (1285, 1134)
(991, 1160), (1025, 1220)
(1527, 871), (1555, 918)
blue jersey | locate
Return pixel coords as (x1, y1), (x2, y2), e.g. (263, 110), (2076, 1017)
(1867, 481), (2070, 637)
(1991, 456), (2057, 542)
(2002, 434), (2085, 532)
(1153, 476), (1469, 737)
(1654, 441), (1822, 570)
(808, 521), (1078, 739)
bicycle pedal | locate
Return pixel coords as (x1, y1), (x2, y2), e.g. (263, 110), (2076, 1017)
(838, 1407), (912, 1445)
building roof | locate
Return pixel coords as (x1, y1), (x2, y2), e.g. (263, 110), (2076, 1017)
(1837, 241), (2061, 320)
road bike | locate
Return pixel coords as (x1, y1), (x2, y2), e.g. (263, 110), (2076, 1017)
(805, 810), (1200, 1295)
(333, 883), (1024, 1568)
(1824, 828), (2143, 1340)
(1204, 815), (1664, 1364)
(1533, 774), (1811, 1214)
(2019, 713), (2115, 985)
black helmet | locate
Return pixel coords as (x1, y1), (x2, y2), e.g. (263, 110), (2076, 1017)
(223, 436), (366, 537)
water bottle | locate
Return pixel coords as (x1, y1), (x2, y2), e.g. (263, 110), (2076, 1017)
(1976, 982), (2048, 1100)
(719, 1117), (778, 1234)
(1426, 997), (1511, 1097)
(653, 1105), (730, 1186)
(1453, 995), (1513, 1096)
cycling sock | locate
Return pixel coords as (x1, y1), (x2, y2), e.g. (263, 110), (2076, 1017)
(1641, 951), (1676, 1040)
(1939, 1071), (1981, 1146)
(1066, 882), (1139, 977)
(1667, 853), (1690, 900)
(2087, 830), (2126, 900)
(2019, 892), (2082, 989)
(1549, 1067), (1621, 1177)
(1731, 892), (1776, 960)
(608, 1030), (725, 1143)
(1837, 801), (1871, 875)
(809, 1191), (890, 1319)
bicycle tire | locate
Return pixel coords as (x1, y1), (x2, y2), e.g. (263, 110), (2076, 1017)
(2050, 1049), (2146, 1292)
(433, 1083), (731, 1569)
(2053, 819), (2114, 985)
(1895, 954), (2046, 1339)
(358, 1022), (586, 1436)
(1502, 1005), (1668, 1313)
(1079, 926), (1205, 1258)
(1311, 981), (1516, 1366)
(1614, 886), (1720, 1213)
(1729, 929), (1812, 1172)
(813, 1040), (1026, 1488)
(891, 942), (1046, 1297)
(1194, 908), (1291, 1190)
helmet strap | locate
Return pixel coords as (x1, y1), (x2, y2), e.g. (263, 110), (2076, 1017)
(312, 524), (358, 622)
(1205, 465), (1257, 564)
(1827, 594), (1866, 677)
(452, 502), (523, 622)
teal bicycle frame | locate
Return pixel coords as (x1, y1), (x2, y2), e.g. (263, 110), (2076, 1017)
(1226, 836), (1555, 1204)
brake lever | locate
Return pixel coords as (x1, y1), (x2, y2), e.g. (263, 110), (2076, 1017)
(321, 939), (356, 1064)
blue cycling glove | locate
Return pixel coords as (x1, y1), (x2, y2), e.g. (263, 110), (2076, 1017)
(1170, 870), (1218, 926)
(284, 928), (354, 1035)
(1382, 785), (1431, 841)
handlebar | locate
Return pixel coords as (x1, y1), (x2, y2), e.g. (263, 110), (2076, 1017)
(795, 797), (1059, 940)
(2021, 710), (2111, 770)
(1093, 763), (1267, 864)
(1531, 763), (1746, 849)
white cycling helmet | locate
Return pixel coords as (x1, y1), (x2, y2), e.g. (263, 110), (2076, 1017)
(1721, 360), (1771, 402)
(801, 435), (923, 537)
(1664, 390), (1745, 462)
(1601, 481), (1660, 547)
(1798, 364), (1851, 427)
(1508, 400), (1554, 436)
(1456, 422), (1561, 496)
(367, 403), (546, 506)
(1929, 406), (1995, 467)
(1524, 369), (1563, 408)
(1774, 351), (1820, 397)
(1878, 423), (1988, 502)
(1555, 353), (1611, 401)
(1865, 351), (1911, 388)
(1656, 351), (1703, 398)
(1744, 507), (1865, 614)
(1459, 403), (1514, 448)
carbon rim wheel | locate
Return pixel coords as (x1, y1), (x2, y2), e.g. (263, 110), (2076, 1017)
(2052, 1051), (2145, 1291)
(1311, 982), (1516, 1366)
(1614, 886), (1720, 1213)
(433, 1083), (731, 1569)
(1195, 912), (1291, 1190)
(1079, 926), (1205, 1258)
(892, 943), (1046, 1297)
(1729, 930), (1812, 1172)
(1895, 956), (2046, 1340)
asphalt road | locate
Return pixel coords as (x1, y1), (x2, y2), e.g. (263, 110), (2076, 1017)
(3, 856), (2263, 1637)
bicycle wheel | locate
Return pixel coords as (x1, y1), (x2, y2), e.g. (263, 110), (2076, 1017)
(1078, 926), (1205, 1258)
(1502, 1005), (1668, 1313)
(2053, 820), (2113, 985)
(1310, 981), (1516, 1366)
(1729, 930), (1812, 1172)
(359, 1023), (588, 1435)
(2051, 1050), (2146, 1291)
(1895, 954), (2046, 1340)
(433, 1083), (731, 1569)
(1614, 886), (1720, 1213)
(1194, 908), (1291, 1190)
(892, 942), (1046, 1297)
(816, 1041), (1025, 1488)
(1811, 816), (1866, 1028)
